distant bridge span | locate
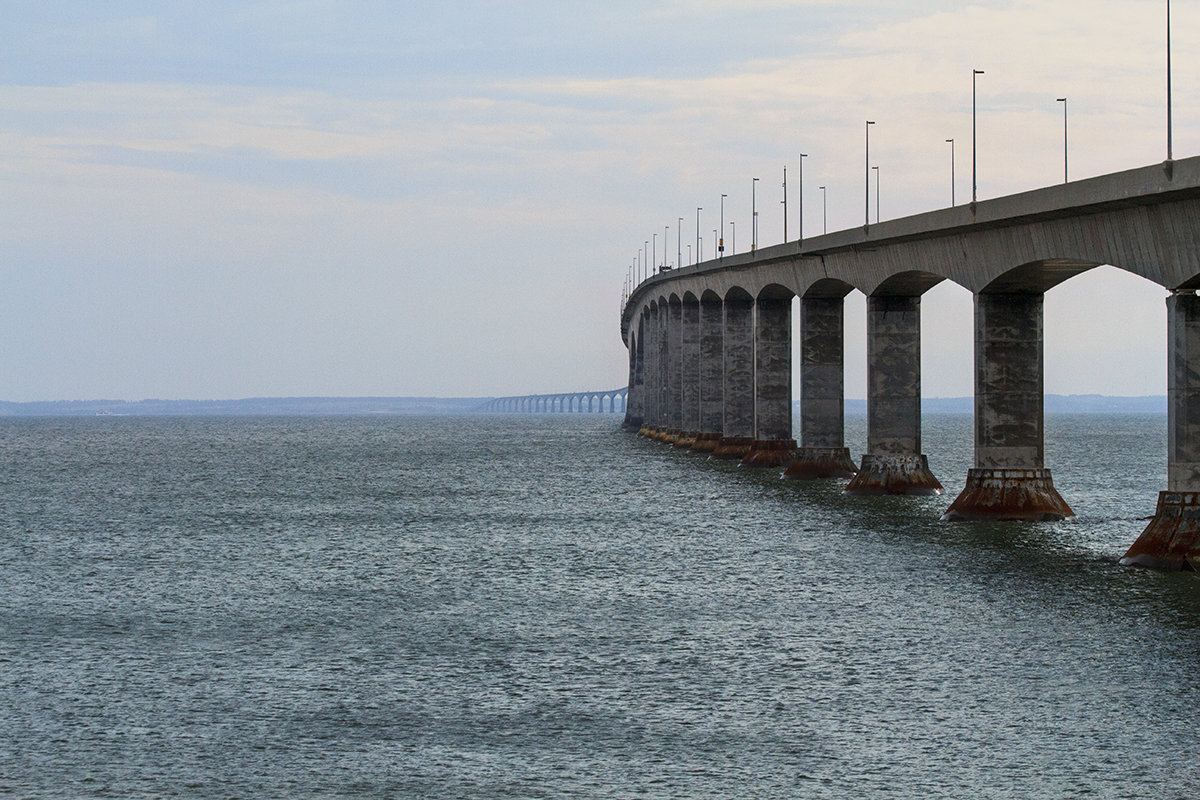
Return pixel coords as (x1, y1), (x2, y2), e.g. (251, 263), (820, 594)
(482, 387), (627, 414)
(620, 156), (1200, 570)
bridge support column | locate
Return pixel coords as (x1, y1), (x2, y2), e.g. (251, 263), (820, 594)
(714, 292), (755, 459)
(846, 295), (943, 494)
(693, 295), (724, 452)
(1124, 293), (1200, 569)
(676, 297), (701, 448)
(942, 292), (1073, 521)
(744, 295), (797, 467)
(784, 295), (858, 478)
(639, 308), (658, 437)
(662, 297), (683, 443)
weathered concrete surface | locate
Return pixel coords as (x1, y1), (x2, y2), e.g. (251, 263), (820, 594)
(941, 292), (1072, 520)
(644, 305), (659, 429)
(941, 468), (1073, 521)
(846, 454), (943, 495)
(742, 294), (797, 467)
(666, 297), (683, 433)
(697, 294), (724, 451)
(721, 292), (754, 447)
(1121, 492), (1200, 570)
(622, 323), (643, 429)
(711, 436), (755, 460)
(742, 439), (798, 467)
(785, 295), (854, 478)
(973, 293), (1044, 469)
(798, 296), (845, 449)
(680, 296), (700, 443)
(1123, 294), (1200, 568)
(754, 295), (792, 440)
(782, 446), (859, 479)
(844, 294), (942, 494)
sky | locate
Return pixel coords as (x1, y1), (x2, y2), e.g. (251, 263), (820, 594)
(1, 0), (1195, 401)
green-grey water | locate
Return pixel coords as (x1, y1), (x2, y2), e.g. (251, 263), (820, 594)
(1, 412), (1197, 798)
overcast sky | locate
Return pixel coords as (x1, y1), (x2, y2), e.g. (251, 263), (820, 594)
(1, 1), (1194, 401)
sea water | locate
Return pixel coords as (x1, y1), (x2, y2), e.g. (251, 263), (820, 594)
(1, 413), (1197, 798)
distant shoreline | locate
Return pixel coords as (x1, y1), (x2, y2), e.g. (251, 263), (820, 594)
(0, 394), (1168, 417)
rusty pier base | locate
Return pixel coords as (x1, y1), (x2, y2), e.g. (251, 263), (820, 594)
(673, 431), (699, 449)
(1121, 492), (1200, 570)
(782, 446), (859, 479)
(741, 439), (798, 468)
(690, 432), (722, 453)
(845, 454), (944, 496)
(711, 436), (755, 460)
(941, 468), (1073, 521)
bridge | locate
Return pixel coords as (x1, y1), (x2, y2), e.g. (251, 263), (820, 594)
(482, 387), (627, 413)
(621, 156), (1200, 571)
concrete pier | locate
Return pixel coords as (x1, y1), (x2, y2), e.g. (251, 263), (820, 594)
(784, 293), (858, 478)
(713, 290), (755, 459)
(845, 294), (943, 494)
(676, 295), (701, 449)
(662, 297), (683, 443)
(942, 292), (1073, 520)
(693, 293), (724, 452)
(1123, 293), (1200, 569)
(744, 292), (798, 467)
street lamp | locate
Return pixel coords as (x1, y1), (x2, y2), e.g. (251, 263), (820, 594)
(664, 226), (669, 268)
(677, 217), (682, 269)
(751, 177), (760, 251)
(645, 240), (649, 276)
(945, 138), (955, 206)
(865, 121), (875, 227)
(798, 153), (807, 243)
(872, 165), (880, 223)
(713, 229), (718, 258)
(696, 207), (701, 264)
(720, 194), (726, 259)
(782, 165), (788, 242)
(819, 185), (827, 234)
(1057, 97), (1068, 183)
(730, 221), (735, 255)
(973, 69), (984, 204)
(1168, 0), (1174, 162)
(652, 233), (656, 275)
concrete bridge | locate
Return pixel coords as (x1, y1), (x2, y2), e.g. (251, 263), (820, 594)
(483, 387), (627, 414)
(621, 156), (1200, 571)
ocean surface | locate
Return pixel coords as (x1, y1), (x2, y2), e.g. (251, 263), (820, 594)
(2, 412), (1198, 799)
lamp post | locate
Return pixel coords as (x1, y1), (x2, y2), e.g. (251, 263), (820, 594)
(664, 226), (669, 268)
(652, 233), (656, 275)
(872, 165), (880, 223)
(677, 217), (682, 269)
(798, 153), (807, 243)
(713, 229), (718, 259)
(782, 165), (788, 242)
(696, 207), (701, 264)
(720, 194), (726, 259)
(751, 177), (759, 251)
(1168, 0), (1174, 162)
(865, 121), (875, 227)
(945, 138), (955, 206)
(730, 221), (735, 255)
(687, 243), (691, 265)
(973, 69), (984, 204)
(1057, 97), (1068, 183)
(819, 185), (827, 234)
(644, 240), (649, 276)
